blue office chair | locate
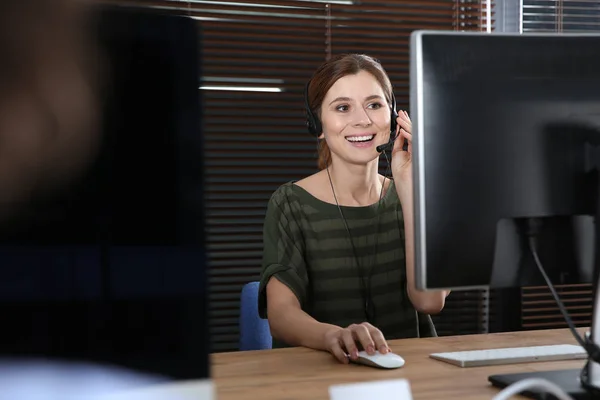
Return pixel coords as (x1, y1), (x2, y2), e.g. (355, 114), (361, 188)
(239, 281), (272, 351)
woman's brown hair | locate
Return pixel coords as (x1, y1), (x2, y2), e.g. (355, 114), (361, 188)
(305, 54), (394, 169)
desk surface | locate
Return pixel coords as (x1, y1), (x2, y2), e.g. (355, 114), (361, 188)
(211, 328), (587, 400)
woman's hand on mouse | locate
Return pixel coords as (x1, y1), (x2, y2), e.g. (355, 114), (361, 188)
(322, 322), (390, 364)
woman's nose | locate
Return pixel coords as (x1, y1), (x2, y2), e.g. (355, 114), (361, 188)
(351, 107), (372, 127)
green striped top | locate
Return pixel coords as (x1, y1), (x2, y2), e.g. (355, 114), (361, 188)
(258, 180), (436, 348)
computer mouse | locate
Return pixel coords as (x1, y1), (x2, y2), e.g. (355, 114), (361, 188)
(351, 350), (405, 369)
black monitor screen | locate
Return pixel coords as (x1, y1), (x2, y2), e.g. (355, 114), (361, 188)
(411, 31), (600, 290)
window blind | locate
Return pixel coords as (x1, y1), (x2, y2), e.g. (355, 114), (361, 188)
(100, 0), (494, 352)
(522, 0), (600, 32)
(521, 284), (593, 329)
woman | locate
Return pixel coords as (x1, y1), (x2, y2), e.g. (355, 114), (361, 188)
(258, 54), (450, 364)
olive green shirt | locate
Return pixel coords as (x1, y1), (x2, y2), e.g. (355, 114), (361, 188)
(258, 180), (436, 348)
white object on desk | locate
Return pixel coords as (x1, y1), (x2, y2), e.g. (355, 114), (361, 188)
(351, 350), (406, 369)
(96, 380), (215, 400)
(430, 344), (587, 367)
(95, 380), (215, 400)
(329, 378), (413, 400)
(0, 358), (215, 400)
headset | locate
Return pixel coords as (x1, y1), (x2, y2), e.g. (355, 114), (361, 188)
(303, 81), (407, 152)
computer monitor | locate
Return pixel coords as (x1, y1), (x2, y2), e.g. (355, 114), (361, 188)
(410, 30), (600, 399)
(0, 4), (210, 398)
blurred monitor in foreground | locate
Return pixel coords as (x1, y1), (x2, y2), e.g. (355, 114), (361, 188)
(0, 1), (210, 398)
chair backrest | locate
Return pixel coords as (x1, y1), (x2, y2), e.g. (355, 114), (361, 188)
(239, 281), (272, 351)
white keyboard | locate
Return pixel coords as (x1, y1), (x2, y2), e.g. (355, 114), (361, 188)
(429, 344), (587, 367)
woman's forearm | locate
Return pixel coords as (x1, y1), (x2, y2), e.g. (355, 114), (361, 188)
(269, 306), (341, 351)
(398, 188), (449, 314)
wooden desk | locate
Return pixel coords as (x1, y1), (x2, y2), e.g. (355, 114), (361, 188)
(211, 328), (587, 400)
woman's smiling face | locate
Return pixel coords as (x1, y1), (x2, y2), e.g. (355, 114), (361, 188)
(319, 70), (392, 167)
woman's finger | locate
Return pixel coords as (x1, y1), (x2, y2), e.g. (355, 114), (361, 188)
(397, 116), (411, 134)
(330, 338), (350, 364)
(351, 324), (375, 355)
(400, 128), (412, 141)
(369, 327), (389, 354)
(341, 329), (358, 360)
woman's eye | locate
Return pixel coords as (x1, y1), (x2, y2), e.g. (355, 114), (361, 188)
(368, 102), (383, 110)
(336, 104), (349, 112)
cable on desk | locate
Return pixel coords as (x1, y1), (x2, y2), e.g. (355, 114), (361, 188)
(524, 218), (592, 350)
(527, 232), (586, 349)
(491, 378), (574, 400)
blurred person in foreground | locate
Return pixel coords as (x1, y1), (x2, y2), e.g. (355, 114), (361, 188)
(0, 0), (102, 224)
(0, 1), (174, 399)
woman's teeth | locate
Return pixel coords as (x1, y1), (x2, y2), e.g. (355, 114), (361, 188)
(346, 135), (374, 142)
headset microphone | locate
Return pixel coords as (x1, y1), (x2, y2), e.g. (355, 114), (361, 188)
(376, 137), (408, 153)
(376, 140), (394, 153)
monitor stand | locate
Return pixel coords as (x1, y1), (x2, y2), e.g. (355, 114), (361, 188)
(489, 171), (600, 400)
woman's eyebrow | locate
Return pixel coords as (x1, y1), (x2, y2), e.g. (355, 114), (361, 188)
(328, 94), (383, 106)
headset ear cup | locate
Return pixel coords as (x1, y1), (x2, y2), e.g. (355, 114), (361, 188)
(390, 108), (399, 140)
(306, 113), (321, 137)
(304, 81), (322, 137)
(389, 91), (399, 140)
(314, 117), (322, 137)
(306, 114), (317, 136)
